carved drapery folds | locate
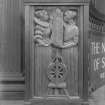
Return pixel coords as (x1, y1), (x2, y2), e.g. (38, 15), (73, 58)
(33, 7), (79, 96)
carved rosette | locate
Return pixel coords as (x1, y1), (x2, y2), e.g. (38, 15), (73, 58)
(47, 55), (67, 95)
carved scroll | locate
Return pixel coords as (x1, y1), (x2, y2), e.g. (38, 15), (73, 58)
(51, 8), (63, 45)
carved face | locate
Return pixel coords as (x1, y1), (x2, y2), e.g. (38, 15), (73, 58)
(64, 10), (77, 23)
(35, 10), (49, 21)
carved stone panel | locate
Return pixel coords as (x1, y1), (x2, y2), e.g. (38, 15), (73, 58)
(33, 6), (79, 98)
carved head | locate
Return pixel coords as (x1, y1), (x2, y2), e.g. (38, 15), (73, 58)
(64, 10), (77, 23)
(35, 10), (49, 21)
(56, 8), (62, 14)
(64, 10), (77, 19)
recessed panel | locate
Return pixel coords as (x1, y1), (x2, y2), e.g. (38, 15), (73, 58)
(32, 6), (79, 98)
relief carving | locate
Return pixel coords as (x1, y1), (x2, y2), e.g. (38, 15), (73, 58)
(33, 8), (79, 48)
(47, 55), (67, 95)
(63, 10), (79, 47)
(33, 9), (52, 46)
(33, 7), (79, 96)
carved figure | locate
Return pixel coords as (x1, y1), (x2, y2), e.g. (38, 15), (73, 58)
(64, 10), (79, 45)
(51, 10), (79, 48)
(33, 9), (52, 46)
(33, 9), (79, 49)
